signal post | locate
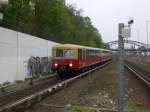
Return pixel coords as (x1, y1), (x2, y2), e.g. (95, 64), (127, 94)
(117, 20), (134, 112)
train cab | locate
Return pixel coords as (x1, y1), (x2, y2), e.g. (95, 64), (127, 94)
(52, 44), (80, 75)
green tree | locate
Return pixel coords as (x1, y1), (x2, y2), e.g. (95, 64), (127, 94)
(2, 0), (104, 48)
(3, 0), (33, 33)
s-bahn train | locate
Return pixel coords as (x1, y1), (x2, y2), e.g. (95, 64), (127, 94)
(52, 44), (113, 76)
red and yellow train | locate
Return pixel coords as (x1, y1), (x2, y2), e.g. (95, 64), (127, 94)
(52, 44), (112, 76)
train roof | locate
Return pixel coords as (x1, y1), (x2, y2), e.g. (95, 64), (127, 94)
(53, 44), (81, 49)
(53, 44), (112, 52)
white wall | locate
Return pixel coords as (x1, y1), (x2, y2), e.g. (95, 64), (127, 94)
(0, 27), (58, 84)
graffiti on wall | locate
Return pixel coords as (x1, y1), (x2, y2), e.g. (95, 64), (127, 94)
(27, 56), (52, 77)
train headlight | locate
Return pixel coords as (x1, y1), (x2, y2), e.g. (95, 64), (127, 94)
(69, 63), (73, 67)
(54, 63), (58, 67)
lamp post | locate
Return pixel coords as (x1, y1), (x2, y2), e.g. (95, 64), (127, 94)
(118, 19), (134, 112)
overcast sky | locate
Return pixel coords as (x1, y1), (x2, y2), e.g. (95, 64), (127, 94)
(66, 0), (150, 43)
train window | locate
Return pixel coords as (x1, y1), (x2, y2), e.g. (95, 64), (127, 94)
(86, 49), (91, 57)
(83, 49), (86, 60)
(64, 49), (74, 58)
(55, 49), (63, 57)
(78, 49), (82, 60)
(91, 50), (97, 56)
(99, 50), (102, 55)
(54, 49), (74, 58)
(95, 50), (98, 55)
(86, 49), (89, 57)
(103, 50), (108, 54)
(91, 50), (93, 55)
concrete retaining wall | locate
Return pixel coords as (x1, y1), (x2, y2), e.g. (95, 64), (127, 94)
(0, 27), (58, 84)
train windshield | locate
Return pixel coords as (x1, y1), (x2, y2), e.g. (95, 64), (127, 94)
(64, 49), (74, 58)
(54, 49), (74, 58)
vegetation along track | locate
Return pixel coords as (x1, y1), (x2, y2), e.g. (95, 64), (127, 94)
(125, 60), (150, 87)
(0, 60), (112, 112)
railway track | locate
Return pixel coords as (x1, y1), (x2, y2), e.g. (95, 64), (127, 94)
(0, 60), (112, 112)
(0, 75), (62, 112)
(0, 73), (57, 98)
(125, 60), (150, 87)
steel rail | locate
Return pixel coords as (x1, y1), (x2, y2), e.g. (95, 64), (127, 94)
(0, 60), (112, 112)
(0, 73), (57, 98)
(125, 61), (150, 87)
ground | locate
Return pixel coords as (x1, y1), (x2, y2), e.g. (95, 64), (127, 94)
(126, 55), (150, 72)
(25, 61), (150, 112)
(125, 69), (150, 110)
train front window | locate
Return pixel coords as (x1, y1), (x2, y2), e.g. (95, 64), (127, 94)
(64, 49), (74, 58)
(55, 49), (63, 57)
(54, 49), (74, 58)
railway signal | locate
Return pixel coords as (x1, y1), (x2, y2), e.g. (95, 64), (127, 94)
(117, 19), (134, 112)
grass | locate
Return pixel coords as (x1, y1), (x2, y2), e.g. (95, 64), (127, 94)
(69, 106), (91, 112)
(126, 100), (144, 109)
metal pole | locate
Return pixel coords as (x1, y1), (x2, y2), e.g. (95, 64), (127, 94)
(137, 30), (140, 61)
(137, 30), (140, 43)
(146, 21), (149, 53)
(118, 23), (125, 112)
